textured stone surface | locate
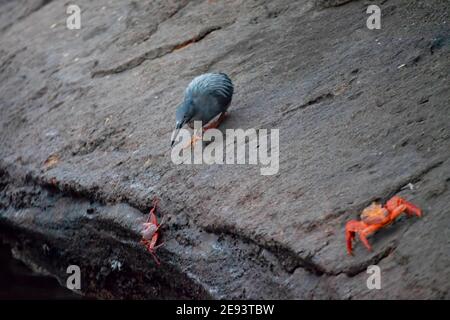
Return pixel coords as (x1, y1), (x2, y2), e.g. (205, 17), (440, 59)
(0, 0), (449, 299)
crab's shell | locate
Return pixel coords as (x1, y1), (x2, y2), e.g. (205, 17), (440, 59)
(142, 223), (158, 240)
(360, 202), (389, 224)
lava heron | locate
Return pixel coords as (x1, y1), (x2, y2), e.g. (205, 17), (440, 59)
(171, 73), (234, 147)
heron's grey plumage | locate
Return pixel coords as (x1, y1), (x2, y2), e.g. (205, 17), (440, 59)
(171, 73), (234, 146)
(186, 73), (233, 101)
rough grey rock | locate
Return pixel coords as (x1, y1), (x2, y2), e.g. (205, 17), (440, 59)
(0, 0), (449, 299)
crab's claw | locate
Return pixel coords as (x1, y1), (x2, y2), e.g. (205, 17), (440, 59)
(386, 196), (422, 217)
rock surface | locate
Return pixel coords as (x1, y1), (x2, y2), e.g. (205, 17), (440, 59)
(0, 0), (449, 299)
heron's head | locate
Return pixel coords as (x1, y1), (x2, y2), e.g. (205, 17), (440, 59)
(171, 99), (195, 147)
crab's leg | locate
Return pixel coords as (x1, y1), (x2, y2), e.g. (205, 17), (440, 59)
(345, 227), (356, 255)
(403, 201), (422, 217)
(346, 230), (355, 255)
(345, 220), (364, 255)
(358, 224), (380, 252)
(152, 242), (164, 250)
(140, 239), (151, 250)
(140, 239), (162, 265)
(145, 197), (160, 222)
(359, 232), (372, 252)
(145, 206), (164, 232)
(150, 209), (158, 225)
(156, 216), (166, 230)
(149, 250), (161, 265)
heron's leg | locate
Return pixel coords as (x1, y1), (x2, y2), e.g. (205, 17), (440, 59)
(203, 112), (227, 131)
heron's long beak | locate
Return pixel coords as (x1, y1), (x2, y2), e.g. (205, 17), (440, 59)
(171, 122), (183, 147)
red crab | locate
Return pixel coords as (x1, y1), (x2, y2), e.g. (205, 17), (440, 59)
(140, 198), (165, 265)
(345, 196), (422, 255)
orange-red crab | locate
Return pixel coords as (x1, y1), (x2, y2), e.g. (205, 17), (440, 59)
(345, 196), (422, 255)
(140, 198), (165, 265)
